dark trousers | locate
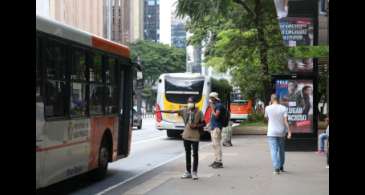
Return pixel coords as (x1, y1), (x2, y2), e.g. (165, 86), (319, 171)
(183, 139), (199, 173)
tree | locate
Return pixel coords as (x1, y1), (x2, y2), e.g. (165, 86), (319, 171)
(129, 40), (186, 111)
(177, 0), (287, 103)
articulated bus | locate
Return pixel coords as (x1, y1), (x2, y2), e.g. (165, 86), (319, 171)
(154, 73), (231, 138)
(229, 91), (253, 122)
(36, 15), (136, 189)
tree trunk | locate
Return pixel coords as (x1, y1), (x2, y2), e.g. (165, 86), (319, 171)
(254, 0), (271, 105)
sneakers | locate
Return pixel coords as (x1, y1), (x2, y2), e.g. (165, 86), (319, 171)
(181, 171), (198, 180)
(209, 161), (218, 167)
(279, 167), (285, 172)
(316, 150), (325, 155)
(223, 142), (233, 147)
(192, 172), (198, 180)
(273, 169), (280, 175)
(181, 172), (192, 179)
(212, 162), (223, 169)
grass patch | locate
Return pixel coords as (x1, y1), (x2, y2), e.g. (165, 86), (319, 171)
(238, 120), (267, 127)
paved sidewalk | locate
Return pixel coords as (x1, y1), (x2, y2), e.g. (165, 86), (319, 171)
(119, 135), (329, 195)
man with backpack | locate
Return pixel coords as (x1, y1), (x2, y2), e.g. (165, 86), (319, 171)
(208, 92), (228, 169)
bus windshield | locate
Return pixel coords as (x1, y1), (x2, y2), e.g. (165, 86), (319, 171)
(164, 76), (204, 104)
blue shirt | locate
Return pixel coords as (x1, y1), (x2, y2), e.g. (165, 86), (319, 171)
(210, 102), (223, 129)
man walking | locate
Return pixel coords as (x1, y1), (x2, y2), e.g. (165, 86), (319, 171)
(208, 92), (224, 169)
(265, 94), (292, 175)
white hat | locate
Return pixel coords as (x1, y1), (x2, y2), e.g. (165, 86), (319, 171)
(209, 92), (220, 101)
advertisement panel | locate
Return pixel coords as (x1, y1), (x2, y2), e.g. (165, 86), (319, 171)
(279, 17), (314, 73)
(276, 79), (313, 133)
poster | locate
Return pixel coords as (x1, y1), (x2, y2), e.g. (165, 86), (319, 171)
(279, 17), (314, 73)
(276, 79), (313, 133)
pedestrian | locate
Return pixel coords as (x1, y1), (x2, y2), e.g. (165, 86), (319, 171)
(157, 97), (205, 180)
(317, 116), (329, 155)
(223, 120), (233, 147)
(208, 92), (224, 169)
(264, 94), (292, 175)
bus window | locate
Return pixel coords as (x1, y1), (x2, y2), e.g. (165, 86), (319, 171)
(44, 39), (67, 118)
(89, 53), (104, 115)
(89, 84), (104, 115)
(45, 80), (67, 118)
(164, 76), (204, 104)
(70, 49), (87, 117)
(90, 53), (103, 83)
(105, 57), (118, 114)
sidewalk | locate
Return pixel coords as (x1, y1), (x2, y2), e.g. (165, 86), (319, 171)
(121, 135), (329, 195)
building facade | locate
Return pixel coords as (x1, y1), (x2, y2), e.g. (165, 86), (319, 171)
(48, 0), (104, 37)
(144, 0), (160, 42)
(130, 0), (144, 42)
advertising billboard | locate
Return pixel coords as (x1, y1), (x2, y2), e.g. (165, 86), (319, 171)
(279, 17), (314, 73)
(276, 79), (313, 133)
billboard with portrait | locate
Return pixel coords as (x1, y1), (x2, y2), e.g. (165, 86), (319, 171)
(276, 79), (313, 133)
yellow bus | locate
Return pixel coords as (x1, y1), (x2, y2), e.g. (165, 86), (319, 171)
(154, 73), (231, 138)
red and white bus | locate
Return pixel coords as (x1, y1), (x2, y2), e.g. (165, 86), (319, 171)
(230, 91), (253, 122)
(36, 15), (136, 189)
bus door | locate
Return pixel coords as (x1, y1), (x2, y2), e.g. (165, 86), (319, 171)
(117, 66), (131, 157)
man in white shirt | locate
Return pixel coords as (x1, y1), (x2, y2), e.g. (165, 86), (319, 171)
(265, 94), (292, 175)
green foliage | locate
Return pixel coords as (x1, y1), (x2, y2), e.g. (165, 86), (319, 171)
(177, 0), (286, 101)
(211, 78), (232, 105)
(288, 45), (329, 58)
(247, 112), (265, 123)
(129, 40), (186, 86)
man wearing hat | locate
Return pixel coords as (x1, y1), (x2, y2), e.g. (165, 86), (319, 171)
(208, 92), (224, 168)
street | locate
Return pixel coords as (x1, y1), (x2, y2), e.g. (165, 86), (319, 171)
(37, 118), (211, 195)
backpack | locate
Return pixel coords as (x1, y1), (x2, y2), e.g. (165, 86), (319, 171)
(219, 104), (230, 128)
(183, 108), (206, 135)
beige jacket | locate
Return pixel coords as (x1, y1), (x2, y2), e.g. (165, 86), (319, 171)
(178, 108), (204, 142)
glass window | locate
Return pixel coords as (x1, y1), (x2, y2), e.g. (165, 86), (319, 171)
(45, 40), (67, 80)
(148, 0), (155, 6)
(106, 57), (116, 84)
(71, 49), (87, 81)
(70, 83), (87, 117)
(90, 84), (104, 115)
(70, 48), (88, 117)
(90, 53), (103, 82)
(105, 85), (118, 114)
(45, 80), (67, 117)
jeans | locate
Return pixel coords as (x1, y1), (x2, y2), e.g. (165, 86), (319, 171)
(319, 133), (328, 152)
(211, 127), (222, 162)
(268, 136), (285, 170)
(183, 139), (199, 173)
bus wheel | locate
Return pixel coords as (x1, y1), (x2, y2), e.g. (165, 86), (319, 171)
(91, 138), (110, 180)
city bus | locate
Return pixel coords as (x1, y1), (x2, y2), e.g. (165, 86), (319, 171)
(154, 73), (231, 138)
(36, 15), (137, 189)
(229, 91), (253, 122)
